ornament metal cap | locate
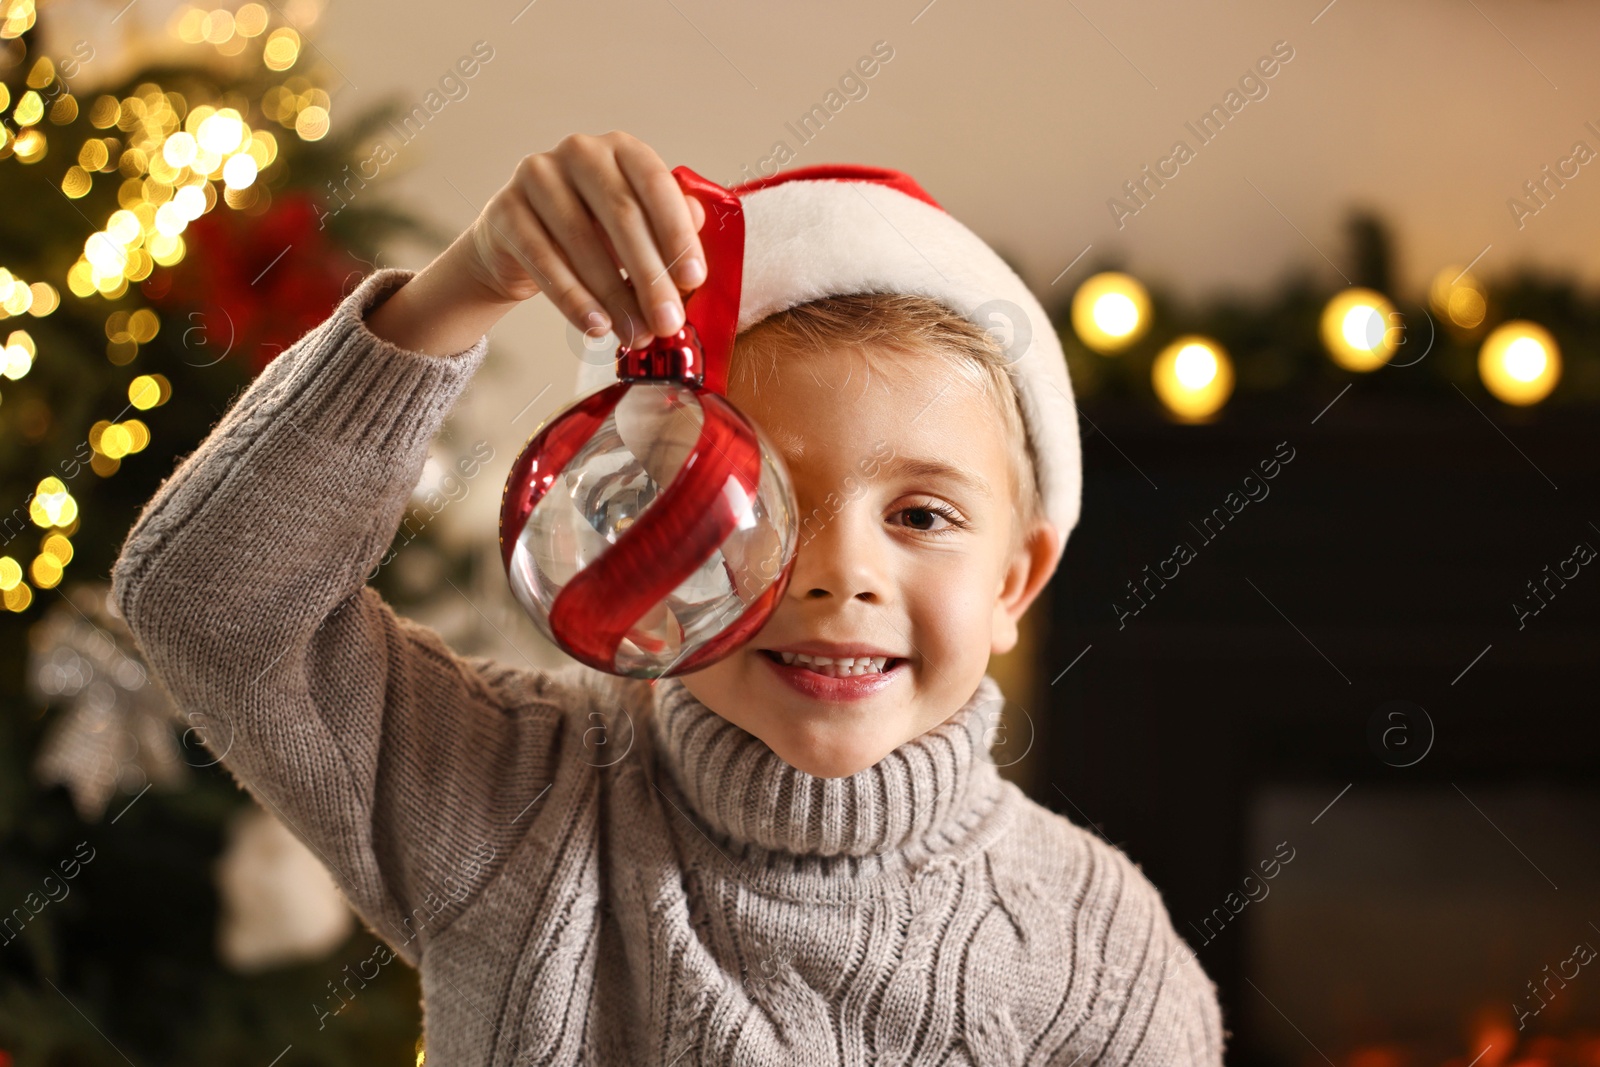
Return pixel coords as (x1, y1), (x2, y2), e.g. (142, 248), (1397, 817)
(615, 299), (704, 383)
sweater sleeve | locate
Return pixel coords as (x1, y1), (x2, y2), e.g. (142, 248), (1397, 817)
(1083, 849), (1228, 1067)
(109, 267), (575, 967)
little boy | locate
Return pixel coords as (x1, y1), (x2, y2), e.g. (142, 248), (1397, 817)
(111, 131), (1226, 1064)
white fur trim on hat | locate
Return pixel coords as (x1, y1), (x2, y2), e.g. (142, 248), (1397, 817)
(573, 177), (1083, 556)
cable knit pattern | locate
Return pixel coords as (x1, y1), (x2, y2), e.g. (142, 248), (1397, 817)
(647, 674), (1005, 859)
(109, 268), (1228, 1065)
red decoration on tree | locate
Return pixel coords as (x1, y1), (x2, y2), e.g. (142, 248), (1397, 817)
(144, 192), (365, 376)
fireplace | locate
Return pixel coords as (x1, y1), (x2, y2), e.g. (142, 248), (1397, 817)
(1036, 390), (1600, 1064)
(1247, 783), (1600, 1065)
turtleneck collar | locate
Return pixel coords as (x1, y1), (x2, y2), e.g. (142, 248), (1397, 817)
(645, 674), (1008, 859)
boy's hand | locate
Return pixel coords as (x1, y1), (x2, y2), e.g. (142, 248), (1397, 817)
(465, 131), (708, 347)
(365, 130), (708, 357)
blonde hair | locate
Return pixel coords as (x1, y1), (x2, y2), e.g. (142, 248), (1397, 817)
(729, 292), (1043, 536)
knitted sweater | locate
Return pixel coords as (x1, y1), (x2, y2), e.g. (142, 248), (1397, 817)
(110, 268), (1227, 1066)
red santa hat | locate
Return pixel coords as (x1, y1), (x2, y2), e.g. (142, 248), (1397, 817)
(572, 163), (1084, 561)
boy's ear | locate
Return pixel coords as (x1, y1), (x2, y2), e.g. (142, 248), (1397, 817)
(991, 519), (1062, 655)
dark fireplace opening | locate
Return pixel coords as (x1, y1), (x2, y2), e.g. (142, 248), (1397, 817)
(1246, 783), (1600, 1066)
(1036, 394), (1600, 1065)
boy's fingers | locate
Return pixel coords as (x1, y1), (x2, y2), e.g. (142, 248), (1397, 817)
(587, 218), (657, 348)
(517, 154), (656, 348)
(613, 139), (707, 293)
(572, 143), (690, 339)
(486, 194), (617, 340)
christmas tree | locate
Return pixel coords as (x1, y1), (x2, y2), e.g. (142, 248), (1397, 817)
(0, 2), (462, 1062)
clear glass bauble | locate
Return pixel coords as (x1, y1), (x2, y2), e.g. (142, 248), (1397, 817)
(500, 379), (798, 677)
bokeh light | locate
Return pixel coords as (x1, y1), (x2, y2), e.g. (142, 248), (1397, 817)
(4, 329), (35, 379)
(1071, 271), (1151, 354)
(129, 373), (173, 409)
(28, 477), (77, 528)
(293, 104), (329, 141)
(222, 151), (258, 189)
(1152, 335), (1233, 422)
(1320, 287), (1399, 372)
(1478, 320), (1560, 406)
(263, 27), (301, 70)
(1430, 266), (1488, 331)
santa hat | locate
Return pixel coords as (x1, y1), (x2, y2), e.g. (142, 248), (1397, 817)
(572, 164), (1083, 561)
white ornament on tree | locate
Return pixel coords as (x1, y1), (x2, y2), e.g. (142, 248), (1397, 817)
(27, 581), (187, 821)
(213, 804), (355, 973)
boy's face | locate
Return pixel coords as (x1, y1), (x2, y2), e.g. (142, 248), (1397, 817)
(677, 341), (1058, 780)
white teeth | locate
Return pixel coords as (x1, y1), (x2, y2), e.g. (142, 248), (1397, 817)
(775, 652), (892, 677)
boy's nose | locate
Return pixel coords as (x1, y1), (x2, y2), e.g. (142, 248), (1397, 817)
(784, 508), (889, 605)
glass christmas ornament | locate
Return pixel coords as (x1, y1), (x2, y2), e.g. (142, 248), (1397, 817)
(499, 307), (799, 678)
(500, 166), (801, 677)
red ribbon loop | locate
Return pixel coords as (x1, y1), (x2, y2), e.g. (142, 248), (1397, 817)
(671, 166), (744, 398)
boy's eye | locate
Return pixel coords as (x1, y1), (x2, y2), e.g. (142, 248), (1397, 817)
(889, 502), (967, 534)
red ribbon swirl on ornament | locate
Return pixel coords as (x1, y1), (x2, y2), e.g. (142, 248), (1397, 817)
(543, 387), (764, 672)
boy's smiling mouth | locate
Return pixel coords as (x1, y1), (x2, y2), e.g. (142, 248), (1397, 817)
(755, 646), (908, 703)
(758, 650), (906, 677)
(755, 645), (910, 702)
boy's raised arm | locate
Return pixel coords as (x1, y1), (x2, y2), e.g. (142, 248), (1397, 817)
(108, 267), (572, 964)
(110, 130), (705, 964)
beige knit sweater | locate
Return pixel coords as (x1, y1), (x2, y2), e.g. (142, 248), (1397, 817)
(110, 269), (1227, 1065)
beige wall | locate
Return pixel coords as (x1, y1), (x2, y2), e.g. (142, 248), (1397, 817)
(316, 0), (1600, 663)
(51, 0), (1600, 664)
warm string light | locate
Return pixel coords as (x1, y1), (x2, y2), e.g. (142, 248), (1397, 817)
(1151, 336), (1234, 422)
(1430, 266), (1488, 331)
(1319, 287), (1399, 372)
(129, 373), (174, 410)
(104, 308), (161, 366)
(1067, 266), (1564, 419)
(0, 263), (65, 610)
(63, 91), (283, 299)
(3, 476), (81, 609)
(0, 0), (326, 611)
(1071, 272), (1151, 354)
(0, 0), (37, 40)
(1479, 320), (1561, 406)
(55, 2), (321, 298)
(262, 78), (329, 139)
(0, 268), (59, 325)
(4, 329), (35, 379)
